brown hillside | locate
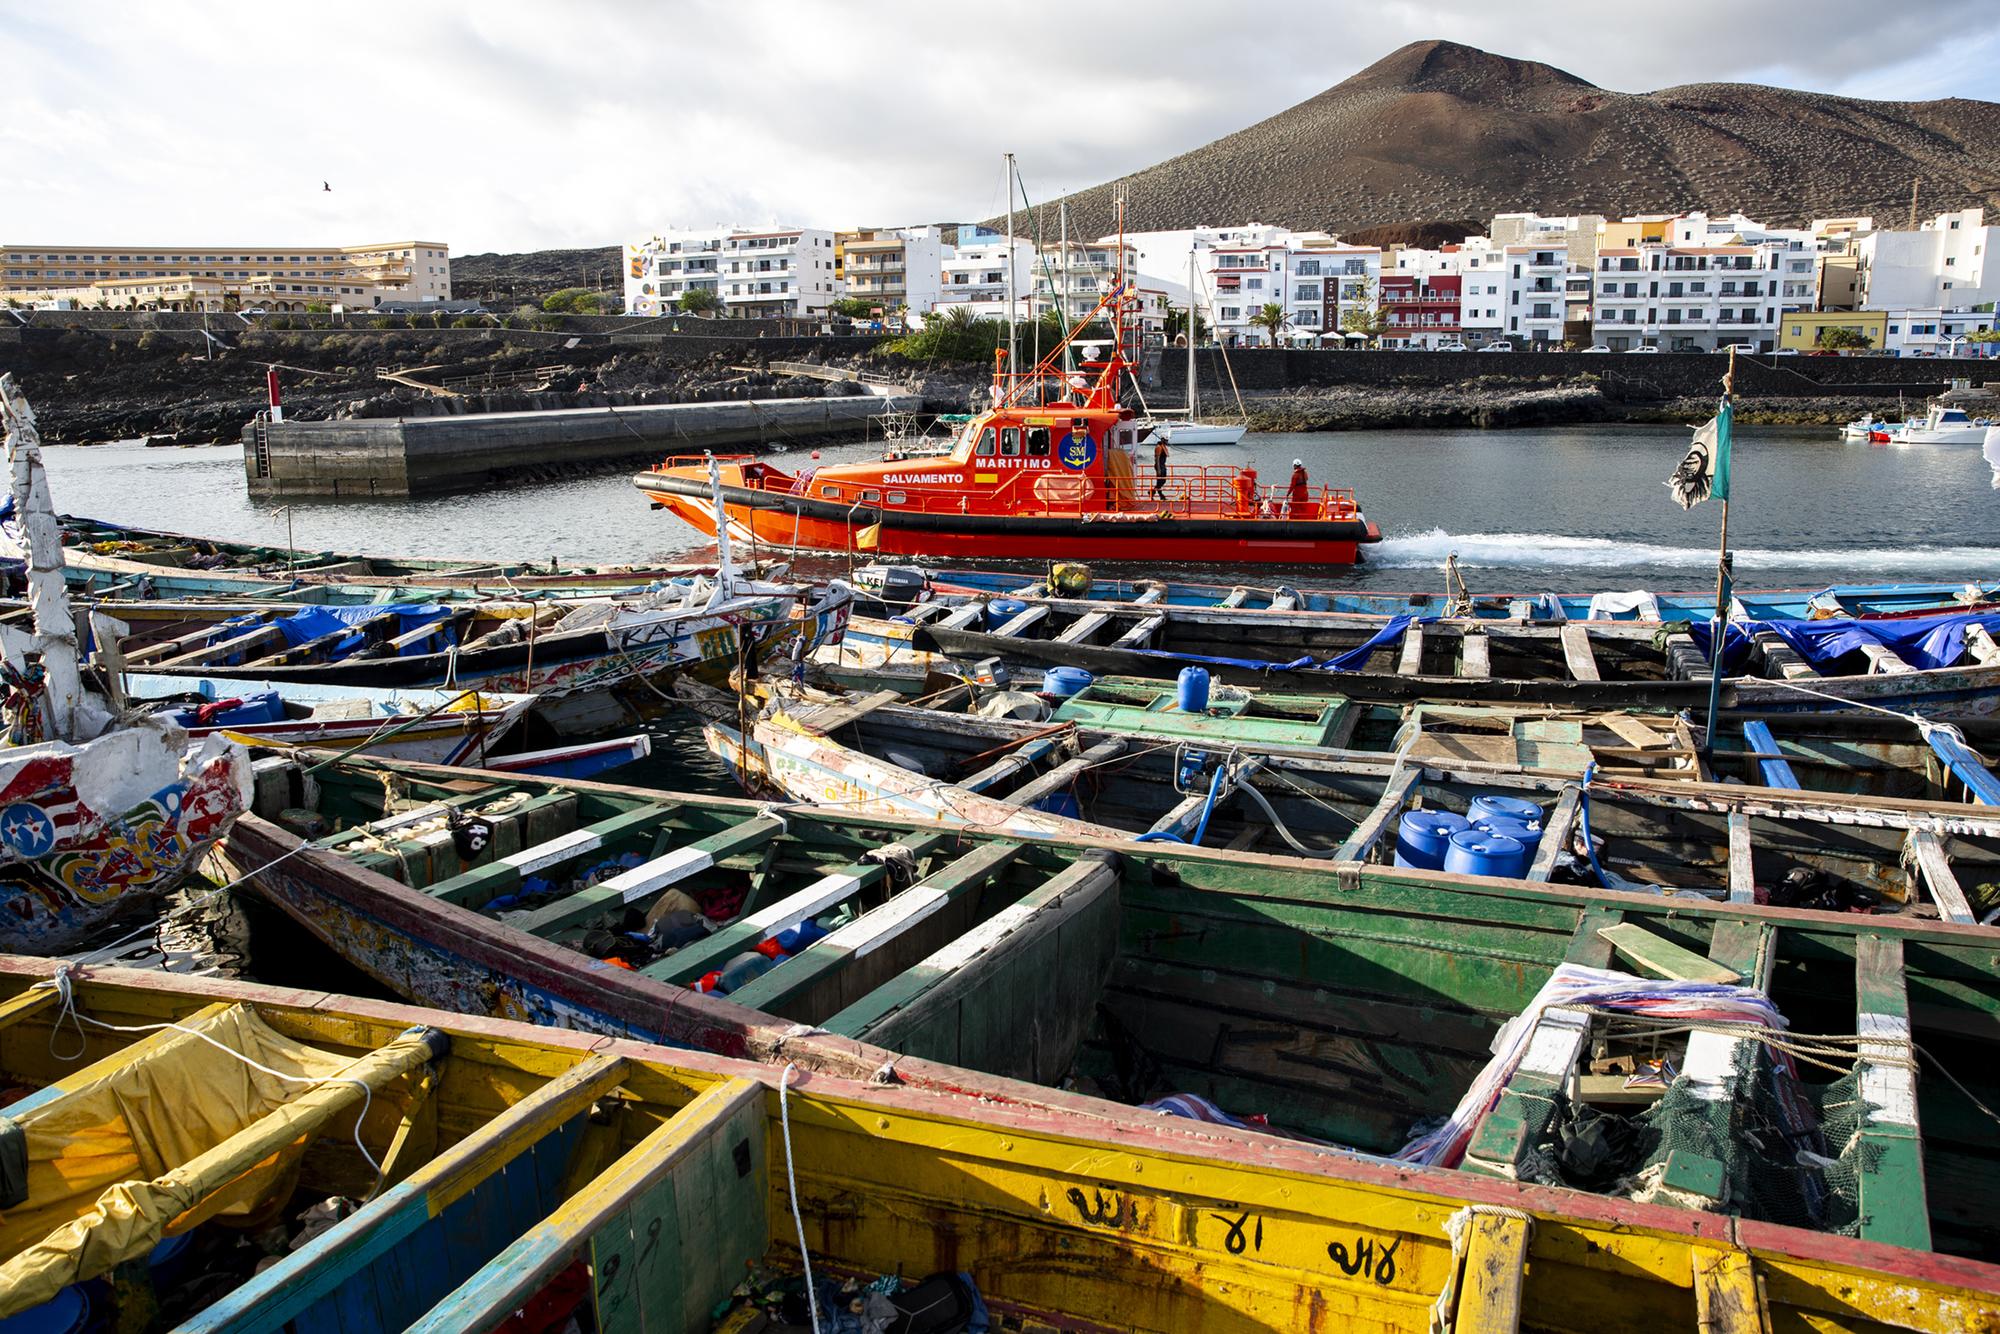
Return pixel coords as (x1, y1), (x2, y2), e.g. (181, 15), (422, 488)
(1034, 39), (2000, 235)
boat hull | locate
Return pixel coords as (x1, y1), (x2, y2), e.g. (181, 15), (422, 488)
(636, 473), (1377, 564)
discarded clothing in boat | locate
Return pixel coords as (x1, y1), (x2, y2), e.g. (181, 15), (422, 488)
(1131, 613), (1436, 675)
(1143, 1092), (1269, 1129)
(1692, 608), (2000, 674)
(1585, 590), (1662, 621)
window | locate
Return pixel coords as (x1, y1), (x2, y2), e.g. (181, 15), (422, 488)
(1000, 428), (1020, 456)
(1246, 277), (1262, 290)
(975, 429), (996, 456)
(885, 492), (908, 505)
(1296, 259), (1320, 275)
(1219, 306), (1240, 321)
(819, 486), (841, 498)
(1025, 428), (1050, 456)
(1294, 284), (1320, 301)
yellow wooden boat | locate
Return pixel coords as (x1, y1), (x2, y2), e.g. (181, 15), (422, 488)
(0, 960), (1993, 1332)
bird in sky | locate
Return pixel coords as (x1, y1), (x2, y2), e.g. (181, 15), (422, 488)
(322, 181), (332, 192)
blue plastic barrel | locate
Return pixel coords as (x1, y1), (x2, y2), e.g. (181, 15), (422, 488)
(1176, 666), (1211, 713)
(0, 1286), (89, 1334)
(1472, 815), (1542, 855)
(1443, 829), (1529, 879)
(1394, 810), (1470, 869)
(1043, 666), (1094, 698)
(1469, 793), (1544, 826)
(985, 598), (1029, 629)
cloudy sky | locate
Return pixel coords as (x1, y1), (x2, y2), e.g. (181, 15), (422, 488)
(4, 0), (1995, 254)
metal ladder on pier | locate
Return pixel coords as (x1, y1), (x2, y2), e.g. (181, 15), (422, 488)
(250, 410), (272, 478)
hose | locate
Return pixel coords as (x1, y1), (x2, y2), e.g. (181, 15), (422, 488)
(1576, 761), (1615, 889)
(1134, 759), (1226, 846)
(1237, 778), (1340, 859)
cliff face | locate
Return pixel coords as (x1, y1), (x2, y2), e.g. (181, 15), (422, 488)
(1028, 39), (2000, 235)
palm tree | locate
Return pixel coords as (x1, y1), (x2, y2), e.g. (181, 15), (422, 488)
(1249, 302), (1289, 346)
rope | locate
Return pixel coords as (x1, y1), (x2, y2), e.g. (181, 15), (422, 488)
(778, 1063), (822, 1333)
(1429, 1204), (1534, 1334)
(1750, 675), (1930, 724)
(29, 962), (388, 1187)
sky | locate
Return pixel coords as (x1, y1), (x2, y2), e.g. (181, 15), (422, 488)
(3, 0), (1996, 255)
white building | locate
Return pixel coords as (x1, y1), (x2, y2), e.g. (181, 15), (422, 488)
(1879, 307), (1997, 357)
(1034, 239), (1141, 326)
(1489, 212), (1607, 271)
(1454, 239), (1508, 347)
(1592, 241), (1794, 351)
(1202, 238), (1381, 346)
(1857, 208), (2000, 312)
(624, 226), (839, 318)
(837, 225), (947, 315)
(1498, 244), (1569, 346)
(931, 230), (1035, 323)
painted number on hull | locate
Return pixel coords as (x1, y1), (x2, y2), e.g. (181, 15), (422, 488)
(1205, 1210), (1400, 1286)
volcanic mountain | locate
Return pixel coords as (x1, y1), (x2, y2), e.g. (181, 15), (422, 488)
(1037, 39), (2000, 235)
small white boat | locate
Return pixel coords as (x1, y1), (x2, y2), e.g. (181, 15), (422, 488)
(1838, 416), (1885, 441)
(1143, 418), (1247, 446)
(1891, 404), (1991, 444)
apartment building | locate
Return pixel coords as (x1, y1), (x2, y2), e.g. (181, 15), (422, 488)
(1857, 208), (2000, 312)
(835, 226), (946, 315)
(930, 232), (1035, 323)
(624, 226), (839, 318)
(0, 240), (450, 311)
(1202, 239), (1380, 346)
(1489, 212), (1607, 271)
(1380, 272), (1462, 347)
(1593, 241), (1792, 351)
(1499, 245), (1569, 346)
(1453, 239), (1508, 347)
(1033, 239), (1141, 326)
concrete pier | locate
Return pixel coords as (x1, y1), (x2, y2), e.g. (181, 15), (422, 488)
(243, 391), (919, 497)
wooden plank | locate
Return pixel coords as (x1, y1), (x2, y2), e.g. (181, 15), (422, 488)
(1602, 714), (1670, 751)
(512, 815), (786, 937)
(725, 840), (1024, 1014)
(1267, 591), (1298, 612)
(423, 804), (675, 906)
(184, 1054), (632, 1334)
(1676, 921), (1777, 1116)
(1664, 632), (1711, 682)
(1597, 922), (1741, 983)
(1853, 934), (1930, 1251)
(1726, 812), (1755, 904)
(959, 734), (1069, 794)
(123, 613), (281, 665)
(1966, 623), (2000, 666)
(1055, 609), (1113, 644)
(1563, 907), (1623, 968)
(1002, 739), (1127, 808)
(1131, 585), (1166, 606)
(1110, 613), (1165, 650)
(154, 621), (287, 668)
(1397, 625), (1425, 675)
(641, 833), (952, 983)
(1904, 828), (1973, 924)
(244, 607), (402, 667)
(1858, 641), (1915, 675)
(1462, 1004), (1590, 1180)
(1692, 1250), (1767, 1334)
(0, 984), (59, 1032)
(1459, 632), (1491, 679)
(1559, 623), (1600, 681)
(1753, 629), (1817, 679)
(991, 604), (1050, 638)
(1526, 786), (1581, 882)
(1333, 768), (1422, 862)
(1217, 587), (1250, 609)
(1739, 721), (1802, 790)
(1922, 723), (2000, 806)
(1450, 1211), (1530, 1334)
(408, 1077), (765, 1334)
(792, 689), (902, 736)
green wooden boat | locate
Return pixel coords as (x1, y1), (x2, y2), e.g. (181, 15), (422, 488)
(209, 750), (2000, 1290)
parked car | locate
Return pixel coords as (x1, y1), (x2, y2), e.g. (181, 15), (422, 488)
(1580, 345), (1612, 354)
(1626, 345), (1662, 354)
(1770, 348), (1800, 356)
(1477, 342), (1513, 353)
(1719, 343), (1759, 354)
(1435, 341), (1469, 352)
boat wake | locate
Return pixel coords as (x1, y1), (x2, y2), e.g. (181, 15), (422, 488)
(1371, 529), (2000, 574)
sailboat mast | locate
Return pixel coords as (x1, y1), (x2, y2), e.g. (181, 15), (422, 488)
(1060, 202), (1070, 378)
(1187, 249), (1198, 418)
(1004, 153), (1017, 386)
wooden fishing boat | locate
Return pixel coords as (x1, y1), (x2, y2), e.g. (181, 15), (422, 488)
(5, 963), (1995, 1334)
(213, 750), (2000, 1299)
(908, 604), (2000, 719)
(41, 511), (758, 602)
(58, 573), (852, 736)
(857, 561), (2000, 623)
(0, 376), (252, 954)
(698, 683), (2000, 923)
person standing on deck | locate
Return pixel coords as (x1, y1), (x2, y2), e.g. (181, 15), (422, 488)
(1152, 432), (1171, 502)
(1286, 458), (1310, 518)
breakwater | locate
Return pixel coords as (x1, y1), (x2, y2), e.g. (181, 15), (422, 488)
(244, 391), (920, 498)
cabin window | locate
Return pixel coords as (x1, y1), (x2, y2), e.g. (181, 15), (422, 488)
(819, 486), (840, 498)
(1000, 428), (1020, 455)
(861, 490), (881, 502)
(886, 491), (907, 505)
(1025, 428), (1050, 456)
(975, 429), (996, 456)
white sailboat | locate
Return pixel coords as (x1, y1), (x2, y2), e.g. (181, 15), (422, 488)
(1139, 253), (1247, 447)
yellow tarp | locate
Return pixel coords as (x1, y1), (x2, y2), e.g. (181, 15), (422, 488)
(0, 1004), (417, 1316)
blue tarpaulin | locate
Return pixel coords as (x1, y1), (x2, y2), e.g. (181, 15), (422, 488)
(1691, 609), (2000, 675)
(1132, 614), (1435, 674)
(206, 603), (454, 664)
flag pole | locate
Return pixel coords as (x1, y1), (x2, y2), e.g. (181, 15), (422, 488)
(1703, 347), (1736, 756)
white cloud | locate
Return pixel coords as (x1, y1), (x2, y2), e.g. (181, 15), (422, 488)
(0, 0), (1991, 252)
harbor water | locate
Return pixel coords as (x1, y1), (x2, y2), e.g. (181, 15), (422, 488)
(48, 422), (2000, 593)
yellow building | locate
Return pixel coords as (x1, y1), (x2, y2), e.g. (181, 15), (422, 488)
(1778, 309), (1888, 351)
(0, 240), (451, 311)
(1597, 216), (1676, 249)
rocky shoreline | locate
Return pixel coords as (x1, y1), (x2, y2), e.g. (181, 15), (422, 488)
(0, 325), (1930, 447)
